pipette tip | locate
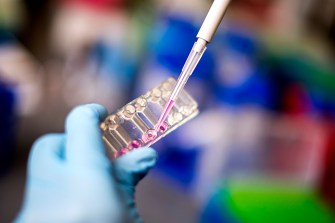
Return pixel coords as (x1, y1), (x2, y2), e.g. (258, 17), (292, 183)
(155, 99), (175, 131)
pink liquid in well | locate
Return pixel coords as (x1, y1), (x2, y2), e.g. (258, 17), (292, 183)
(155, 99), (175, 131)
(116, 99), (174, 159)
(115, 148), (128, 159)
(142, 129), (158, 143)
(159, 122), (169, 132)
(116, 140), (143, 159)
(130, 139), (142, 148)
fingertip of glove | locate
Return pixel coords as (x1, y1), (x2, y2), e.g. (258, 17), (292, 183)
(129, 147), (157, 162)
(29, 133), (65, 169)
(85, 104), (108, 119)
(66, 104), (108, 126)
(31, 133), (64, 154)
(116, 147), (158, 170)
(115, 148), (157, 185)
(132, 147), (157, 158)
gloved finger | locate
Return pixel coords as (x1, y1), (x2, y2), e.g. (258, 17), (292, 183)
(29, 133), (65, 179)
(114, 147), (157, 187)
(65, 104), (110, 168)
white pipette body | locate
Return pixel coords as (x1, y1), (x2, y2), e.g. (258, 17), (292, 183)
(197, 0), (231, 43)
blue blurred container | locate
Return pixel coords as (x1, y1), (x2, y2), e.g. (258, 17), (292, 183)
(91, 41), (138, 90)
(211, 26), (275, 109)
(135, 14), (216, 107)
(0, 32), (17, 176)
(0, 79), (16, 176)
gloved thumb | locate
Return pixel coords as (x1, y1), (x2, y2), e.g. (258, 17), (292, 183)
(114, 147), (157, 187)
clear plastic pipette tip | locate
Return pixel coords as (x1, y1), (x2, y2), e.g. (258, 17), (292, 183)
(155, 38), (207, 131)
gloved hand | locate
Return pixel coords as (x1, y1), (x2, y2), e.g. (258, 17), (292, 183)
(15, 104), (157, 223)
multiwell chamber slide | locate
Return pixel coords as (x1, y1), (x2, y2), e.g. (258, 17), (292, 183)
(100, 78), (199, 159)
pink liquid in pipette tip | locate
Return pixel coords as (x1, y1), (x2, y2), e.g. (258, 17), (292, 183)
(155, 99), (175, 131)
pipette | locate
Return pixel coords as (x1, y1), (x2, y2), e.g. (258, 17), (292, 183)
(155, 0), (231, 132)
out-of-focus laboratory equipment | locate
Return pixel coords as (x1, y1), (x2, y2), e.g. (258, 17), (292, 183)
(0, 77), (16, 176)
(0, 33), (42, 176)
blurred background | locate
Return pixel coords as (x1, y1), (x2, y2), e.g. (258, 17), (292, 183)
(1, 0), (335, 222)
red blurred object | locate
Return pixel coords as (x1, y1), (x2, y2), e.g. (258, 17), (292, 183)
(265, 115), (326, 182)
(60, 0), (124, 10)
(320, 122), (335, 211)
(282, 84), (312, 115)
(230, 0), (275, 19)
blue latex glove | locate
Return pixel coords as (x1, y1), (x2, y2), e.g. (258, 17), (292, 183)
(15, 104), (157, 223)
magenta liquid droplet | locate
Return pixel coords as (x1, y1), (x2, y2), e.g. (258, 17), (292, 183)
(142, 129), (157, 143)
(115, 148), (128, 159)
(130, 139), (142, 148)
(159, 122), (169, 132)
